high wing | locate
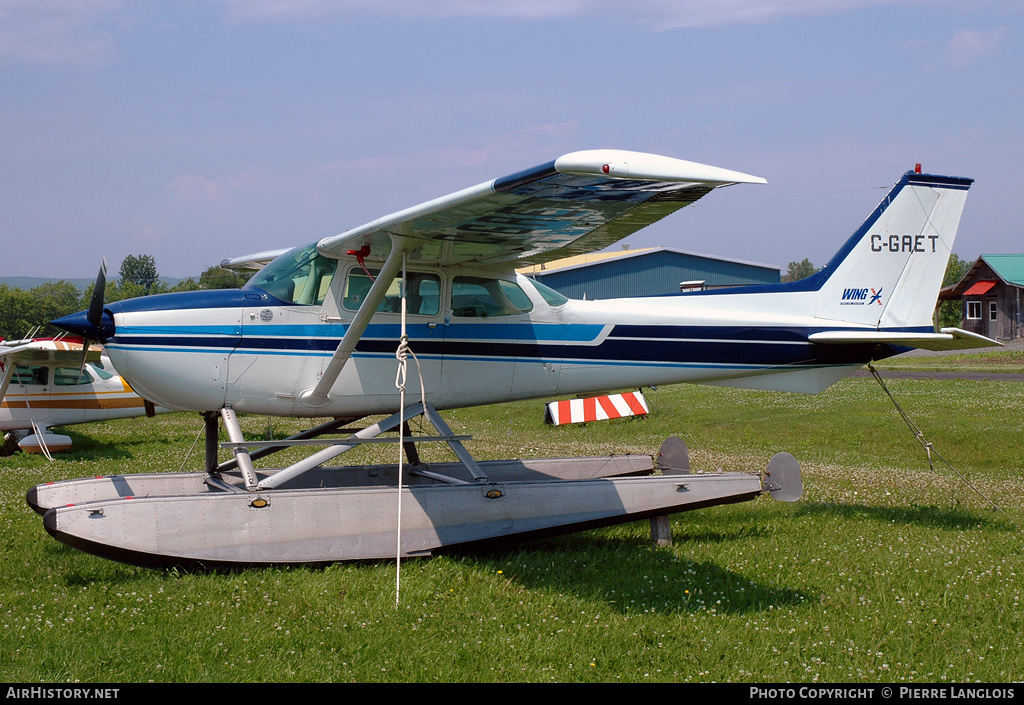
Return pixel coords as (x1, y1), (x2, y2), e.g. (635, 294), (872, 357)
(0, 338), (101, 364)
(220, 248), (292, 271)
(316, 150), (766, 266)
(0, 338), (102, 402)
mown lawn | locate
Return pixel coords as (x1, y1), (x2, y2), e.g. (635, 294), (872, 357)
(1, 360), (1021, 683)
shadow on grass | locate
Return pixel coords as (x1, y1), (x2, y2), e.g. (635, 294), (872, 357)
(446, 531), (814, 617)
(795, 501), (1016, 532)
(38, 429), (136, 462)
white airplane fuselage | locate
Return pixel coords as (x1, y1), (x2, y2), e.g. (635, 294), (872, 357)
(54, 169), (982, 421)
(96, 269), (892, 419)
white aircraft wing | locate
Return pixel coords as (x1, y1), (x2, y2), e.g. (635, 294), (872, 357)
(0, 339), (101, 364)
(220, 248), (292, 270)
(316, 150), (766, 266)
(0, 343), (35, 360)
(1, 340), (104, 401)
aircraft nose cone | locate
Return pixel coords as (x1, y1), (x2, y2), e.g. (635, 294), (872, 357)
(51, 309), (113, 341)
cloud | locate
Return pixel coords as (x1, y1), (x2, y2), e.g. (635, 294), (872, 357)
(213, 0), (588, 23)
(210, 0), (954, 29)
(169, 174), (226, 203)
(946, 26), (1011, 68)
(0, 0), (122, 66)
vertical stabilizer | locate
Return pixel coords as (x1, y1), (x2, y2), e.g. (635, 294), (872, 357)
(812, 172), (972, 330)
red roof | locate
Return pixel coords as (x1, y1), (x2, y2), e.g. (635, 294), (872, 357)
(963, 279), (998, 296)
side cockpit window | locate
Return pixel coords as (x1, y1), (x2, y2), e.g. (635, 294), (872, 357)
(451, 276), (533, 318)
(246, 243), (335, 306)
(342, 269), (441, 316)
(13, 365), (48, 387)
(54, 367), (93, 386)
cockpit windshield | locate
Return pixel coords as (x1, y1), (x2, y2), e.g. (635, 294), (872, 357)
(245, 243), (336, 305)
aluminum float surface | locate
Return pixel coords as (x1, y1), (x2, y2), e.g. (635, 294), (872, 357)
(42, 472), (764, 569)
(26, 454), (655, 515)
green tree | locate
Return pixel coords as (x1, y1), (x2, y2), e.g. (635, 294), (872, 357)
(198, 265), (251, 289)
(0, 282), (82, 341)
(781, 258), (817, 282)
(936, 253), (972, 330)
(170, 277), (201, 292)
(119, 254), (160, 296)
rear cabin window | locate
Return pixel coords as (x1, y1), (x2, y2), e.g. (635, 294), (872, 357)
(342, 269), (441, 316)
(53, 367), (93, 386)
(527, 277), (570, 307)
(451, 276), (533, 318)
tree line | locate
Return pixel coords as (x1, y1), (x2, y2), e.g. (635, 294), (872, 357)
(0, 255), (251, 341)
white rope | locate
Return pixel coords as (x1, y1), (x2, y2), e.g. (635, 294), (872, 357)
(394, 254), (408, 607)
(389, 252), (425, 606)
(15, 377), (53, 461)
(867, 363), (1004, 515)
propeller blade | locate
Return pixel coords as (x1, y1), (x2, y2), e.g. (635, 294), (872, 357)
(87, 259), (107, 329)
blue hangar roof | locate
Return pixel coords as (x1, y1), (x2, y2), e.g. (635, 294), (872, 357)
(517, 246), (781, 300)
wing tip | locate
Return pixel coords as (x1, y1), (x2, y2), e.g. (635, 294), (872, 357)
(554, 150), (766, 185)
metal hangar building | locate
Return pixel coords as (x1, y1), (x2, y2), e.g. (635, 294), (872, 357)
(518, 246), (781, 300)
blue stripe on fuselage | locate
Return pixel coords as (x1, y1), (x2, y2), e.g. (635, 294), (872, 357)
(108, 322), (900, 368)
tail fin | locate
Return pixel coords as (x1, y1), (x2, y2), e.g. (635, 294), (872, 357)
(810, 171), (972, 331)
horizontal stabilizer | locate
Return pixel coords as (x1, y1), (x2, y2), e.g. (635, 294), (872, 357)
(808, 327), (1002, 351)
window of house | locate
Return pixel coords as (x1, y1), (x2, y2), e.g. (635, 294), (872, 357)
(989, 300), (998, 322)
(966, 300), (981, 320)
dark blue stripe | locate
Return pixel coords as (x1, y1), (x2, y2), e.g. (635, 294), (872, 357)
(667, 170), (972, 297)
(106, 287), (291, 315)
(492, 160), (558, 192)
(112, 324), (907, 368)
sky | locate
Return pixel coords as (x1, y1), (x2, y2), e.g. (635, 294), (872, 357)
(1, 0), (1021, 280)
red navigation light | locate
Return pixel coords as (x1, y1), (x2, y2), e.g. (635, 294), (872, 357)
(915, 163), (922, 174)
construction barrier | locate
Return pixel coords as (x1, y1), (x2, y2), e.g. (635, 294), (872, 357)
(545, 391), (649, 425)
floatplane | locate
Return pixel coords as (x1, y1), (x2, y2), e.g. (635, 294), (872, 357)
(1, 335), (165, 456)
(28, 150), (997, 569)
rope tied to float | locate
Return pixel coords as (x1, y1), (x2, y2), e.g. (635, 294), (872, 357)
(867, 363), (1004, 515)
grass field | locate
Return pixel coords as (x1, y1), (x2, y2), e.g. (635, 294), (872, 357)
(1, 355), (1022, 683)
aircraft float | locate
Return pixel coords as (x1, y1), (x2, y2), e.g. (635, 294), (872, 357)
(27, 149), (998, 569)
(1, 336), (163, 456)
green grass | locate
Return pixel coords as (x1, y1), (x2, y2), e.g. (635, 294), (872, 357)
(1, 362), (1022, 683)
(874, 347), (1024, 373)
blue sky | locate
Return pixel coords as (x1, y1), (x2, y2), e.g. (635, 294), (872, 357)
(1, 1), (1021, 279)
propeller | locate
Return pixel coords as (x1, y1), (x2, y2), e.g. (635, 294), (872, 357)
(87, 258), (107, 332)
(75, 259), (108, 377)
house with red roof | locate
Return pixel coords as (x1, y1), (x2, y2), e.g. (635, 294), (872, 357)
(939, 255), (1024, 341)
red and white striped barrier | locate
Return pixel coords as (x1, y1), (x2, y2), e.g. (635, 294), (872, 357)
(545, 391), (649, 425)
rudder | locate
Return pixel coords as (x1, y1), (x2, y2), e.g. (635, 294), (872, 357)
(812, 171), (972, 331)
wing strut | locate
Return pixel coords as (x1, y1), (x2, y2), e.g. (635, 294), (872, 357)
(0, 357), (15, 403)
(299, 234), (410, 407)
